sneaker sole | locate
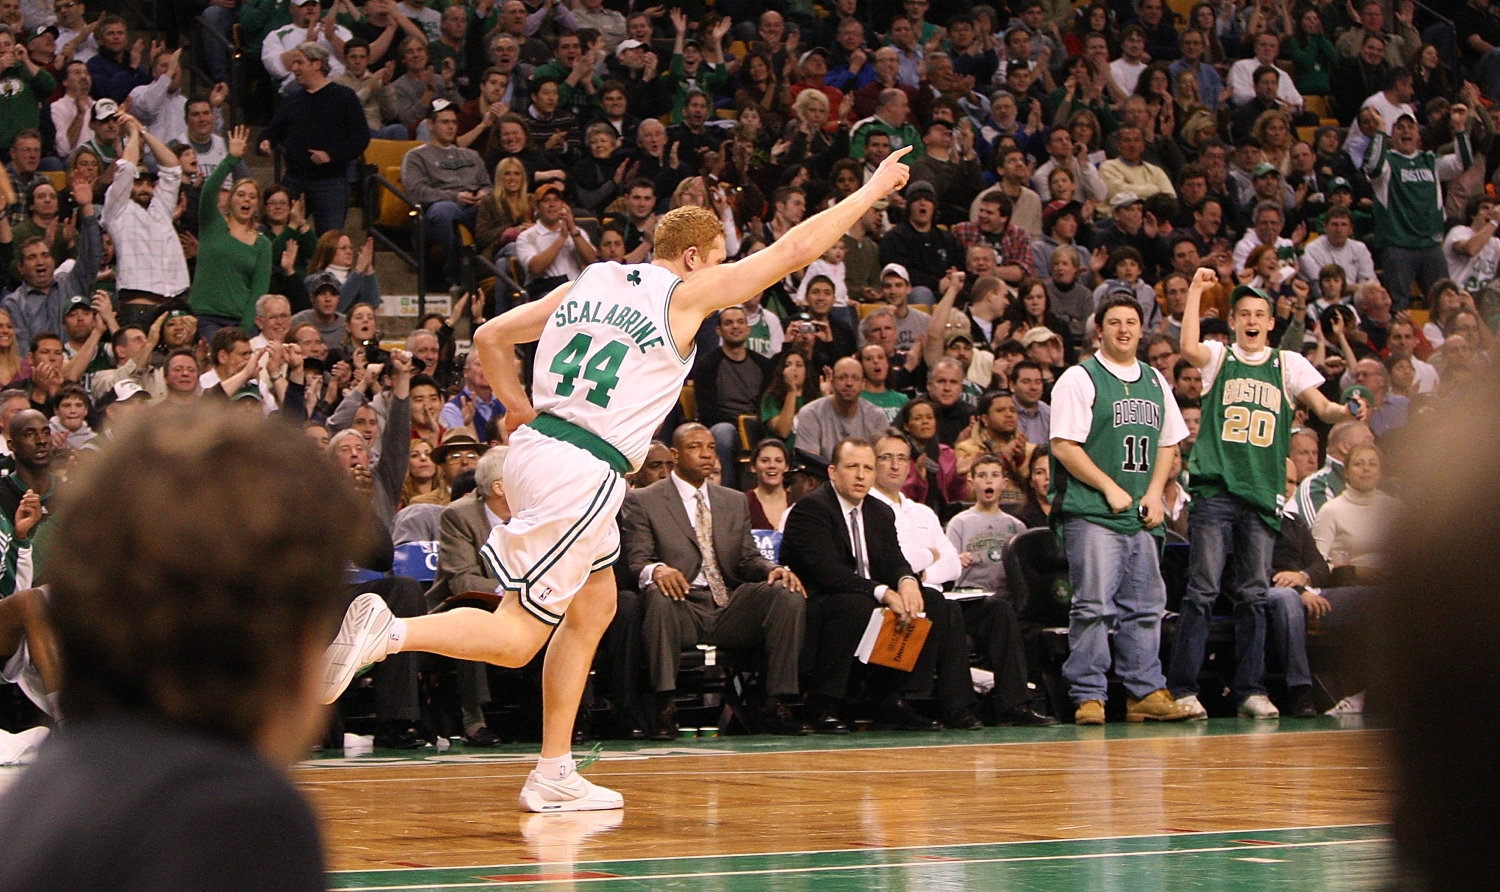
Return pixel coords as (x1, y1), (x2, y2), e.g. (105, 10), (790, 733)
(518, 788), (625, 813)
(320, 594), (392, 705)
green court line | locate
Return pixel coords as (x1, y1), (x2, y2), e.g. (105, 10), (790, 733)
(301, 716), (1372, 768)
(327, 824), (1392, 891)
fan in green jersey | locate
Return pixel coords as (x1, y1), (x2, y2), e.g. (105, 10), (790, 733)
(1165, 269), (1371, 720)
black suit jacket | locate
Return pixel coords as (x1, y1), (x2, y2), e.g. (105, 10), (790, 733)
(620, 477), (777, 592)
(780, 482), (916, 601)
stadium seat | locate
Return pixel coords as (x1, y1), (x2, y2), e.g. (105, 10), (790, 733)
(1303, 95), (1333, 119)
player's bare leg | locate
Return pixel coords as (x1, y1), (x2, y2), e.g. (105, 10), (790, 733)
(404, 599), (555, 666)
(538, 568), (617, 759)
(0, 587), (60, 692)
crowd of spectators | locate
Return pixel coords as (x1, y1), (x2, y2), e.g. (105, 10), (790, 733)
(0, 0), (1490, 743)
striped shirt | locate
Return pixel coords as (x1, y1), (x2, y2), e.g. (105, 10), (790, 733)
(1289, 457), (1345, 522)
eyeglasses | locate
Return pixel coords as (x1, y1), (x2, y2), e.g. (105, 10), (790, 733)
(446, 450), (481, 462)
(875, 452), (911, 465)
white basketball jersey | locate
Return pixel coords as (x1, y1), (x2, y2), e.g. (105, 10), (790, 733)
(532, 262), (694, 471)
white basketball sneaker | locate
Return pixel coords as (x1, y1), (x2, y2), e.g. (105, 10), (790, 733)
(1174, 693), (1209, 720)
(1237, 694), (1281, 719)
(519, 769), (625, 813)
(320, 593), (398, 705)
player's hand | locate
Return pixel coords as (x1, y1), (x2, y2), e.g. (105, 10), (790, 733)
(652, 565), (690, 600)
(868, 145), (913, 198)
(14, 490), (41, 539)
(768, 565), (805, 596)
(1104, 483), (1134, 514)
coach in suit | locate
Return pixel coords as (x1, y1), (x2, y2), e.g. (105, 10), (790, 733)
(781, 436), (979, 733)
(621, 424), (811, 738)
(429, 449), (647, 741)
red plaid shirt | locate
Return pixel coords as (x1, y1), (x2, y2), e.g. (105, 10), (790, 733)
(952, 221), (1034, 276)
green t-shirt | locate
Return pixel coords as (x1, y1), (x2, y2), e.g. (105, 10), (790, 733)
(189, 154), (272, 329)
(760, 391), (804, 452)
(861, 388), (909, 423)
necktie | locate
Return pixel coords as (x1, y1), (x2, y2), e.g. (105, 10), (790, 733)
(850, 508), (868, 578)
(695, 490), (729, 607)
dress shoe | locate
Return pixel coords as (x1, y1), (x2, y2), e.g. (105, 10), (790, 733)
(374, 723), (428, 750)
(807, 701), (849, 734)
(995, 706), (1058, 727)
(942, 709), (984, 730)
(761, 699), (812, 735)
(876, 699), (942, 732)
(651, 701), (679, 741)
(462, 726), (502, 747)
(1288, 686), (1319, 719)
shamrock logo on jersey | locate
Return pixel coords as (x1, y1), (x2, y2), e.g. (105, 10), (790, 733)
(626, 270), (641, 286)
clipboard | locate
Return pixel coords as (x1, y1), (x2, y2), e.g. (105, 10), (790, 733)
(854, 608), (932, 672)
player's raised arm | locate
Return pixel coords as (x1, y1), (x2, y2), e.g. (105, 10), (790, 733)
(674, 146), (914, 317)
(472, 281), (573, 430)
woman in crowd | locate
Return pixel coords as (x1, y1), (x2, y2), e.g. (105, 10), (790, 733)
(260, 188), (316, 279)
(62, 145), (105, 214)
(570, 123), (630, 218)
(1285, 6), (1336, 98)
(1422, 280), (1469, 349)
(306, 229), (381, 313)
(188, 126), (270, 340)
(1312, 443), (1398, 583)
(475, 156), (534, 261)
(760, 348), (814, 450)
(745, 437), (795, 531)
(896, 397), (968, 513)
(1004, 278), (1071, 350)
(1189, 2), (1231, 72)
(0, 309), (26, 387)
(1012, 444), (1052, 528)
(778, 89), (848, 180)
(1066, 108), (1107, 167)
(400, 438), (449, 508)
(734, 53), (793, 137)
(1409, 43), (1453, 109)
(1064, 4), (1112, 56)
(340, 303), (381, 360)
(1253, 109), (1294, 174)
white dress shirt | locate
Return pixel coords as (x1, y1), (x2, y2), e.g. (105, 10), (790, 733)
(869, 487), (963, 587)
(514, 218), (593, 281)
(51, 95), (93, 158)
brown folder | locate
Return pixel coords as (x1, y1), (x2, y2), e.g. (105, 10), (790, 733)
(865, 610), (932, 673)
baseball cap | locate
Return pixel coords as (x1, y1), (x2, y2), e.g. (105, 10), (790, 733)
(1229, 283), (1274, 308)
(429, 97), (455, 117)
(112, 380), (150, 402)
(904, 180), (937, 203)
(310, 272), (341, 295)
(879, 262), (910, 283)
(91, 98), (119, 122)
(1110, 191), (1142, 209)
(797, 47), (829, 65)
(1006, 60), (1030, 77)
(29, 24), (57, 41)
(533, 181), (564, 202)
(615, 38), (646, 56)
(1019, 327), (1063, 347)
(293, 0), (320, 6)
(229, 381), (263, 402)
(1329, 176), (1353, 192)
(944, 331), (973, 348)
(1252, 161), (1280, 178)
(63, 293), (94, 313)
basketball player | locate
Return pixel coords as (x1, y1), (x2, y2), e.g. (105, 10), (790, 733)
(321, 147), (915, 812)
(1166, 269), (1369, 719)
(1049, 294), (1195, 725)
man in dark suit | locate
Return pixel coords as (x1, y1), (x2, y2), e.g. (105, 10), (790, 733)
(430, 448), (647, 741)
(781, 436), (980, 733)
(621, 424), (810, 738)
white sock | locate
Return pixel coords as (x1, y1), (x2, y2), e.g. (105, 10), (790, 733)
(537, 754), (575, 781)
(386, 618), (408, 654)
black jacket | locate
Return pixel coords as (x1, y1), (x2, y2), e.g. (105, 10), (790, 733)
(878, 223), (961, 292)
(261, 82), (371, 180)
(781, 482), (917, 600)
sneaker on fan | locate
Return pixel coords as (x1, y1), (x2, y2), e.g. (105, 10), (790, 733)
(1325, 692), (1365, 716)
(1237, 694), (1280, 719)
(1173, 693), (1209, 720)
(520, 769), (625, 813)
(320, 593), (397, 705)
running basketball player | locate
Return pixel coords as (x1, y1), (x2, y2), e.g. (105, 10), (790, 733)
(1166, 269), (1369, 720)
(321, 147), (915, 812)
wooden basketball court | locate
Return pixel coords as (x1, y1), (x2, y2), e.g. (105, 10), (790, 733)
(304, 718), (1391, 890)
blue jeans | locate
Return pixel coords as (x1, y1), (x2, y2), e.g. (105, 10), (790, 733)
(1379, 245), (1447, 311)
(1476, 47), (1500, 105)
(195, 313), (243, 346)
(1167, 493), (1276, 700)
(1062, 519), (1170, 703)
(424, 200), (479, 288)
(1265, 585), (1376, 688)
(710, 421), (738, 489)
(282, 173), (349, 235)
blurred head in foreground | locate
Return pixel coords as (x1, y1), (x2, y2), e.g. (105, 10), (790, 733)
(1380, 368), (1500, 891)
